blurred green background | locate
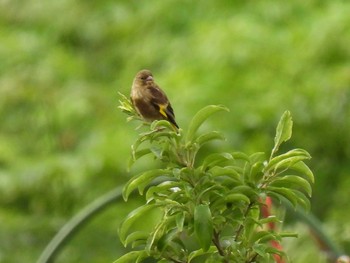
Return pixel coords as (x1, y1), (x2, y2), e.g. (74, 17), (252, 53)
(1, 0), (350, 262)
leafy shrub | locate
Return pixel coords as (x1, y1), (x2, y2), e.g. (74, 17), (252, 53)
(116, 95), (313, 263)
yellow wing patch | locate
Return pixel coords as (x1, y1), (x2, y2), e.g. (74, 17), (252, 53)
(158, 104), (168, 118)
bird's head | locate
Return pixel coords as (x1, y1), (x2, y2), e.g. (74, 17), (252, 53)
(135, 69), (154, 85)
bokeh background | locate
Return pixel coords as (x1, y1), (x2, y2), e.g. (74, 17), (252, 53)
(1, 0), (350, 262)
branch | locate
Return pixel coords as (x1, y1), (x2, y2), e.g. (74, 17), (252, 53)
(212, 230), (229, 263)
(37, 186), (124, 263)
(235, 202), (254, 242)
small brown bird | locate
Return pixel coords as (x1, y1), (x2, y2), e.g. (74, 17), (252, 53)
(131, 69), (179, 129)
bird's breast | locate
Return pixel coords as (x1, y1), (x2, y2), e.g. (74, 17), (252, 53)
(131, 87), (144, 99)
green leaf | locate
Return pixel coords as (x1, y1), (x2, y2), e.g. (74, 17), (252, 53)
(145, 180), (181, 201)
(113, 250), (147, 263)
(186, 105), (229, 142)
(248, 152), (267, 182)
(244, 206), (260, 240)
(274, 157), (311, 174)
(293, 189), (311, 210)
(266, 187), (298, 208)
(145, 217), (167, 252)
(196, 185), (221, 205)
(124, 231), (148, 248)
(259, 232), (280, 243)
(265, 246), (286, 258)
(249, 161), (265, 184)
(271, 111), (293, 157)
(289, 161), (315, 183)
(118, 92), (137, 116)
(188, 246), (217, 262)
(210, 166), (242, 182)
(232, 185), (258, 201)
(249, 230), (276, 245)
(252, 243), (268, 258)
(265, 149), (311, 172)
(231, 151), (250, 162)
(149, 131), (177, 142)
(149, 145), (163, 159)
(249, 152), (267, 163)
(176, 212), (185, 232)
(258, 216), (282, 225)
(194, 204), (213, 251)
(157, 228), (185, 253)
(279, 232), (298, 238)
(131, 134), (151, 156)
(123, 169), (169, 201)
(119, 204), (161, 244)
(195, 131), (226, 147)
(270, 175), (312, 197)
(269, 187), (310, 210)
(129, 148), (152, 167)
(225, 193), (250, 204)
(201, 152), (233, 171)
(151, 119), (177, 131)
(129, 239), (147, 249)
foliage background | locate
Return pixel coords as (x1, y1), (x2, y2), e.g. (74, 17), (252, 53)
(1, 0), (350, 262)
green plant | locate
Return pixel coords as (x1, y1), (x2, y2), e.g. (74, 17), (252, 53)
(116, 95), (314, 263)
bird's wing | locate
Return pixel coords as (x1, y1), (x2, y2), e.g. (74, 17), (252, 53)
(148, 85), (168, 105)
(148, 86), (178, 128)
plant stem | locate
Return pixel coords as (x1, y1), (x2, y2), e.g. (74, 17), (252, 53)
(168, 257), (184, 263)
(247, 252), (258, 263)
(37, 186), (124, 263)
(235, 202), (254, 242)
(213, 231), (225, 256)
(213, 230), (229, 263)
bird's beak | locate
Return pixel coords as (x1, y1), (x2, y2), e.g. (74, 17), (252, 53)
(146, 75), (153, 81)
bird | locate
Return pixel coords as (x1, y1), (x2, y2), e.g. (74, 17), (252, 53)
(130, 69), (179, 130)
